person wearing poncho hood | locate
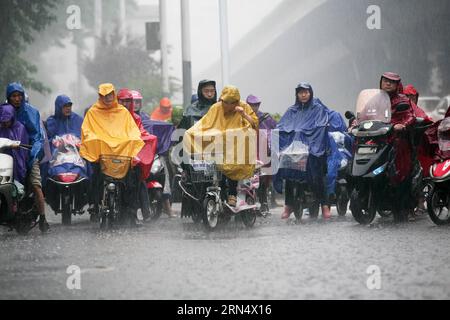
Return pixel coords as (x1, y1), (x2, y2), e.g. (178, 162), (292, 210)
(184, 85), (258, 207)
(151, 97), (173, 122)
(117, 88), (161, 220)
(178, 79), (218, 130)
(275, 83), (331, 220)
(0, 104), (29, 185)
(246, 94), (278, 214)
(6, 82), (49, 232)
(405, 84), (435, 213)
(379, 72), (418, 219)
(81, 84), (145, 225)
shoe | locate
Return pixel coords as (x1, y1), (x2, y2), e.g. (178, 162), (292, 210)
(260, 203), (270, 217)
(39, 216), (50, 233)
(227, 195), (237, 207)
(322, 206), (331, 219)
(281, 206), (293, 219)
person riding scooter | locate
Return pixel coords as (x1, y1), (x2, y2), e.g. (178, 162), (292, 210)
(81, 84), (145, 227)
(379, 72), (418, 218)
(178, 80), (217, 131)
(184, 85), (258, 207)
(0, 104), (29, 185)
(117, 88), (158, 221)
(44, 95), (89, 224)
(274, 83), (331, 220)
(246, 94), (278, 215)
(141, 115), (177, 218)
(6, 83), (49, 232)
(326, 110), (353, 215)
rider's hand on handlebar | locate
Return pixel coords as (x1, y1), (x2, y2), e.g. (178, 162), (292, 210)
(394, 124), (406, 131)
(235, 106), (245, 115)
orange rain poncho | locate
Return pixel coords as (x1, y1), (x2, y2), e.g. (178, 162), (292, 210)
(184, 86), (259, 181)
(80, 83), (144, 163)
(151, 97), (173, 122)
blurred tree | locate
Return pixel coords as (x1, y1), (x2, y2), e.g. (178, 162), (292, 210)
(271, 113), (281, 122)
(0, 0), (59, 93)
(171, 106), (184, 127)
(83, 27), (180, 108)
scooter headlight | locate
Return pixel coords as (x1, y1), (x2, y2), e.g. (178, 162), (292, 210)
(151, 158), (163, 175)
(107, 183), (116, 192)
(373, 165), (385, 176)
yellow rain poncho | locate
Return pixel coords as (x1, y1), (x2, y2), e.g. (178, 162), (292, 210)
(80, 83), (144, 163)
(184, 86), (259, 180)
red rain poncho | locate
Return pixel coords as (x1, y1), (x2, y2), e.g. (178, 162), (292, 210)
(380, 74), (416, 185)
(117, 89), (158, 181)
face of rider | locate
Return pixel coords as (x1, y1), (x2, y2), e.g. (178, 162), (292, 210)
(222, 99), (239, 114)
(100, 92), (115, 107)
(406, 94), (418, 105)
(62, 104), (72, 117)
(249, 103), (261, 114)
(133, 99), (143, 112)
(381, 77), (399, 94)
(119, 98), (133, 110)
(0, 121), (12, 129)
(9, 92), (23, 109)
(201, 85), (216, 100)
(297, 89), (311, 104)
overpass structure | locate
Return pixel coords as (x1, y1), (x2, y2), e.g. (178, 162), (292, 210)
(197, 0), (450, 114)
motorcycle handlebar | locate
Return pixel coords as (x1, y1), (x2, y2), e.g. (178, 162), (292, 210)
(19, 144), (32, 150)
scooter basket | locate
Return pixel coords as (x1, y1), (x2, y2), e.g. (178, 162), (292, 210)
(188, 160), (222, 183)
(100, 155), (131, 179)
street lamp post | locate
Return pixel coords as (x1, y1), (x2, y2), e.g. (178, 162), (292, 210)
(219, 0), (230, 88)
(181, 0), (193, 108)
(159, 0), (170, 96)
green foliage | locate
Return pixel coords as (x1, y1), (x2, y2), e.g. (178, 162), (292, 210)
(271, 113), (281, 122)
(0, 0), (59, 93)
(171, 106), (184, 127)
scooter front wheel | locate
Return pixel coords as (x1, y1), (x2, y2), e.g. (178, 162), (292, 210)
(61, 193), (72, 226)
(308, 202), (320, 219)
(293, 202), (304, 221)
(241, 197), (256, 228)
(148, 189), (163, 221)
(15, 212), (36, 235)
(427, 188), (450, 225)
(203, 197), (219, 230)
(350, 190), (376, 225)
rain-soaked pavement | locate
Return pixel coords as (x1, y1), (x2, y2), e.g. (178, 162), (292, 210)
(0, 202), (450, 300)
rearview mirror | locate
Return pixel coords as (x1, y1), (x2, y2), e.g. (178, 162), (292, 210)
(345, 111), (355, 120)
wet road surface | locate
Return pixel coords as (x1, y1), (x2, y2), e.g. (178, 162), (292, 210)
(1, 203), (449, 300)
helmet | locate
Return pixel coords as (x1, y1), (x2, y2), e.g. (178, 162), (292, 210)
(131, 90), (143, 100)
(117, 88), (133, 100)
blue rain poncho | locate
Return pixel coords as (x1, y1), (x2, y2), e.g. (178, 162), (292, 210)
(6, 82), (44, 168)
(46, 95), (84, 141)
(272, 83), (330, 193)
(45, 95), (88, 179)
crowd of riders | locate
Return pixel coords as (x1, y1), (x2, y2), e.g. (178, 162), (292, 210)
(1, 70), (449, 233)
